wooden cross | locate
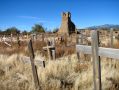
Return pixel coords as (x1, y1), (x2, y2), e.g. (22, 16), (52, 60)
(43, 40), (55, 60)
(43, 45), (55, 60)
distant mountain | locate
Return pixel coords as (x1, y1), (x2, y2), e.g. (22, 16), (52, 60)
(86, 24), (119, 30)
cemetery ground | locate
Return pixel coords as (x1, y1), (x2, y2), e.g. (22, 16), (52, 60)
(1, 32), (119, 90)
(1, 53), (119, 90)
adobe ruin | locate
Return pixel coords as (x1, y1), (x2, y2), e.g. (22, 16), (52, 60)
(58, 12), (76, 35)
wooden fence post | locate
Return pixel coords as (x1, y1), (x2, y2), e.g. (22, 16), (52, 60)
(80, 30), (83, 44)
(52, 39), (56, 60)
(52, 37), (55, 46)
(110, 28), (113, 48)
(28, 39), (40, 90)
(52, 50), (55, 60)
(79, 30), (85, 61)
(76, 35), (80, 61)
(36, 33), (37, 40)
(42, 34), (44, 42)
(27, 34), (29, 40)
(64, 33), (67, 46)
(91, 30), (101, 90)
(17, 34), (20, 47)
(43, 61), (45, 68)
(47, 40), (52, 60)
(11, 33), (13, 43)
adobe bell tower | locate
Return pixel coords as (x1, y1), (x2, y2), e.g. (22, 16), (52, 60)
(58, 12), (76, 35)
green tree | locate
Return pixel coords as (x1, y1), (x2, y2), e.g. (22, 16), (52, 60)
(31, 24), (45, 33)
(0, 29), (2, 35)
(4, 27), (20, 35)
(22, 30), (28, 35)
(53, 28), (59, 33)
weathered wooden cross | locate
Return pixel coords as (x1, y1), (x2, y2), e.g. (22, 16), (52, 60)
(43, 39), (55, 60)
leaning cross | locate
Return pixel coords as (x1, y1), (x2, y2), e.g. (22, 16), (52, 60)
(43, 40), (55, 60)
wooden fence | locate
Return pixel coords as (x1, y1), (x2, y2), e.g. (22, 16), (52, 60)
(24, 29), (117, 90)
(76, 30), (119, 90)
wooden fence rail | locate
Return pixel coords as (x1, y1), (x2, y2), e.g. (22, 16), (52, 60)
(76, 45), (119, 59)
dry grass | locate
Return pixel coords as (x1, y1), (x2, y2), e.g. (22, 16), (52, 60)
(0, 39), (75, 59)
(0, 54), (119, 90)
(0, 34), (119, 90)
(0, 54), (34, 90)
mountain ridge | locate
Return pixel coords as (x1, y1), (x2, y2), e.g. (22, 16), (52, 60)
(86, 24), (119, 30)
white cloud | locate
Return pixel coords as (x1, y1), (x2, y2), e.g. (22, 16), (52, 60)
(18, 16), (42, 19)
(17, 16), (52, 23)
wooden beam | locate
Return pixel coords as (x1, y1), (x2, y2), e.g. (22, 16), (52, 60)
(76, 45), (91, 54)
(76, 35), (80, 61)
(43, 61), (45, 68)
(43, 46), (55, 50)
(76, 45), (119, 60)
(21, 56), (45, 67)
(4, 41), (12, 47)
(110, 28), (113, 48)
(10, 33), (13, 43)
(42, 34), (44, 42)
(28, 39), (40, 90)
(80, 31), (83, 44)
(91, 30), (101, 90)
(17, 34), (20, 47)
(52, 50), (56, 60)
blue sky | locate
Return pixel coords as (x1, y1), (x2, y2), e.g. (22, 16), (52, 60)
(0, 0), (119, 31)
